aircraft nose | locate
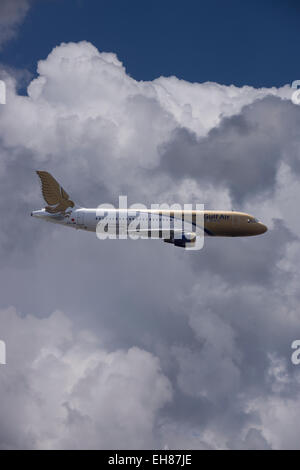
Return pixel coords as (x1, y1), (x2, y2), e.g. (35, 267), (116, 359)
(259, 223), (268, 234)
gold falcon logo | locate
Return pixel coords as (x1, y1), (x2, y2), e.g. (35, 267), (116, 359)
(36, 170), (74, 214)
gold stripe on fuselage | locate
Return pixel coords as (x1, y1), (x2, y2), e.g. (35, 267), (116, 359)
(132, 210), (267, 237)
(202, 210), (267, 237)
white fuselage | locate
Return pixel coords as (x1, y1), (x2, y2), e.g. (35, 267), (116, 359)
(31, 207), (268, 239)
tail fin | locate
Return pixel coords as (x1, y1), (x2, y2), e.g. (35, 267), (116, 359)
(36, 171), (75, 214)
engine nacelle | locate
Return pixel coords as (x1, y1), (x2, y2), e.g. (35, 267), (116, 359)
(164, 232), (196, 248)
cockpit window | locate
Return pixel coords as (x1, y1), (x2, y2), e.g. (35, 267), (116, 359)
(247, 217), (259, 223)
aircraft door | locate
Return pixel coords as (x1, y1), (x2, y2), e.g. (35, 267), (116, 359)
(76, 210), (85, 227)
(232, 213), (241, 228)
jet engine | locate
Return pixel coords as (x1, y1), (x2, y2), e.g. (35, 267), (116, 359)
(164, 232), (197, 248)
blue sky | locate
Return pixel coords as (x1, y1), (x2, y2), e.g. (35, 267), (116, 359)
(1, 0), (300, 87)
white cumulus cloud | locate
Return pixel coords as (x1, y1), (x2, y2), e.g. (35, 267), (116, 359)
(0, 307), (172, 449)
(0, 41), (300, 449)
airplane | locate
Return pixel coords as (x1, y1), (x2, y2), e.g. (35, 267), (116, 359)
(31, 171), (268, 248)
